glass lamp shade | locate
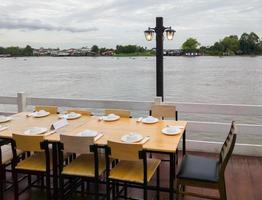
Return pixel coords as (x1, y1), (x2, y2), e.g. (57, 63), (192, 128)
(166, 29), (176, 40)
(144, 30), (154, 41)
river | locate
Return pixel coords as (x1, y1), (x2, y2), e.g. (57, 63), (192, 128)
(0, 56), (261, 143)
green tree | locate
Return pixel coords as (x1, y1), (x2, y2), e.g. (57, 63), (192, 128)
(182, 38), (200, 52)
(239, 32), (261, 54)
(91, 45), (99, 53)
(23, 45), (33, 56)
(221, 35), (240, 55)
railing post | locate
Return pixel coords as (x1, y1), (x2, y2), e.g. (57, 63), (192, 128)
(17, 92), (27, 112)
(154, 97), (162, 105)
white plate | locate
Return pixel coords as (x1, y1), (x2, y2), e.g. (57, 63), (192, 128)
(102, 114), (120, 122)
(142, 116), (159, 124)
(77, 129), (98, 137)
(162, 126), (181, 135)
(24, 127), (48, 135)
(32, 110), (50, 118)
(121, 133), (144, 143)
(59, 112), (81, 120)
(0, 116), (12, 123)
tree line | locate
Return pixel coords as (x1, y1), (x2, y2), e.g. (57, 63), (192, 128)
(1, 32), (262, 57)
(182, 32), (262, 56)
(0, 45), (33, 56)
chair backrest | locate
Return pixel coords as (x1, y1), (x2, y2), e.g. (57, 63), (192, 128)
(65, 109), (92, 116)
(107, 140), (143, 161)
(105, 109), (131, 118)
(35, 105), (58, 114)
(219, 121), (237, 175)
(151, 104), (177, 120)
(60, 134), (94, 154)
(12, 134), (45, 152)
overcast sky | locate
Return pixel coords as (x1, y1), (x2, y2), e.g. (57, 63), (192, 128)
(0, 0), (261, 49)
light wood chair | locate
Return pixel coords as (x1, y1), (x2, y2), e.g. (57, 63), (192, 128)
(11, 134), (51, 200)
(150, 104), (177, 120)
(59, 134), (106, 199)
(35, 105), (58, 114)
(105, 141), (161, 200)
(150, 104), (178, 164)
(65, 109), (92, 116)
(176, 121), (237, 200)
(0, 140), (24, 200)
(104, 109), (131, 118)
(0, 140), (13, 200)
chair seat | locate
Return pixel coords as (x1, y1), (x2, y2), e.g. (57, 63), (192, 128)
(16, 152), (52, 172)
(62, 154), (106, 177)
(177, 155), (219, 183)
(109, 159), (161, 183)
(1, 144), (22, 164)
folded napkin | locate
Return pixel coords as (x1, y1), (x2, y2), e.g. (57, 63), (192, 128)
(0, 126), (8, 132)
(139, 136), (150, 144)
(95, 133), (104, 141)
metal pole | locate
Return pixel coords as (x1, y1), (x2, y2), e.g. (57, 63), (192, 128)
(155, 17), (164, 101)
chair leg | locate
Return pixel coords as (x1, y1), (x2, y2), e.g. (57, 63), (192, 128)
(95, 179), (99, 200)
(124, 182), (127, 199)
(219, 179), (227, 200)
(156, 167), (160, 200)
(112, 181), (116, 199)
(28, 175), (31, 187)
(0, 164), (5, 200)
(12, 170), (19, 200)
(60, 176), (64, 200)
(143, 185), (148, 200)
(176, 184), (179, 200)
(46, 173), (51, 200)
(106, 179), (110, 200)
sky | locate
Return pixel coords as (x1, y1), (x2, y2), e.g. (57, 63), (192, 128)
(0, 0), (262, 49)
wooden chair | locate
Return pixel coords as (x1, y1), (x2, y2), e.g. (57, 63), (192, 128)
(35, 105), (58, 114)
(150, 104), (178, 120)
(65, 109), (92, 116)
(150, 104), (178, 164)
(105, 141), (161, 200)
(0, 140), (13, 200)
(176, 121), (237, 200)
(11, 134), (51, 200)
(58, 134), (106, 199)
(0, 140), (25, 200)
(104, 109), (131, 118)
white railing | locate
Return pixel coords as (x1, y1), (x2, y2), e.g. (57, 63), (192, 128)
(1, 92), (262, 157)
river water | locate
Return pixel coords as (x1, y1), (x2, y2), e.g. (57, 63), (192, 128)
(0, 56), (261, 143)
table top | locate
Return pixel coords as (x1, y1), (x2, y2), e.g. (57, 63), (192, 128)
(0, 112), (187, 153)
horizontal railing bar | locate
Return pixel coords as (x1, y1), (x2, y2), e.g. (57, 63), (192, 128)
(0, 112), (16, 116)
(167, 102), (262, 116)
(187, 121), (262, 135)
(185, 139), (262, 157)
(0, 96), (17, 105)
(27, 97), (154, 111)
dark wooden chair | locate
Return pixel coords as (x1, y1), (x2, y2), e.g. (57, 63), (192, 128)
(176, 121), (237, 200)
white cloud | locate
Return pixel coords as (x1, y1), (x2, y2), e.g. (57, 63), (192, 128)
(0, 0), (261, 48)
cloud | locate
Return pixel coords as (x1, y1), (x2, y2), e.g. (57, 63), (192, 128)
(0, 0), (261, 48)
(0, 17), (98, 33)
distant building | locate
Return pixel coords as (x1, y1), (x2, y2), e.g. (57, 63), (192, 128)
(101, 50), (115, 56)
(164, 49), (183, 56)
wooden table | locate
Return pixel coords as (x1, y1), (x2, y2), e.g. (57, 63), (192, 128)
(0, 112), (187, 200)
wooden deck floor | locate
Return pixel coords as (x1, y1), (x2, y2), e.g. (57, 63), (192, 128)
(3, 152), (262, 200)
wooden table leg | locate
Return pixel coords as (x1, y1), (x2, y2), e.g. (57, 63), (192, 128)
(169, 153), (175, 200)
(183, 129), (186, 156)
(52, 142), (59, 200)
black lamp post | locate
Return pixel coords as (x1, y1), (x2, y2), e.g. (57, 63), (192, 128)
(144, 17), (175, 101)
